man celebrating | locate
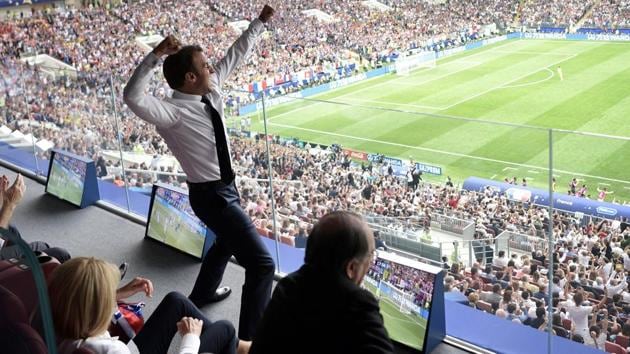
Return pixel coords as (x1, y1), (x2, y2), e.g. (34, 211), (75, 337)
(124, 5), (276, 340)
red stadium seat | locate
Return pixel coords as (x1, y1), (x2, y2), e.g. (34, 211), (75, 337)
(615, 335), (629, 349)
(562, 318), (572, 331)
(476, 300), (494, 314)
(0, 284), (96, 354)
(605, 341), (626, 354)
(0, 256), (60, 318)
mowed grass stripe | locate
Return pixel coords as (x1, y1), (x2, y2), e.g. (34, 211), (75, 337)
(427, 42), (625, 164)
(523, 70), (630, 178)
(458, 44), (629, 167)
(257, 40), (630, 198)
(404, 46), (599, 167)
(330, 49), (584, 151)
(263, 40), (527, 119)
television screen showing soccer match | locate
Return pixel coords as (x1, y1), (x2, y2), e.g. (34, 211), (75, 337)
(45, 151), (87, 207)
(146, 184), (208, 258)
(365, 251), (439, 352)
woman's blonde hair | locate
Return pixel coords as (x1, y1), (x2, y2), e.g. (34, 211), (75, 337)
(48, 257), (120, 339)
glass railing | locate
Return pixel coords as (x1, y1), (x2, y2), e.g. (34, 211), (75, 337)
(4, 45), (630, 354)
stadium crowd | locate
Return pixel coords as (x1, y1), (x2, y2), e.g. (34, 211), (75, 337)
(581, 0), (630, 30)
(519, 0), (590, 27)
(0, 0), (521, 174)
(368, 258), (435, 308)
(0, 0), (628, 180)
(444, 216), (630, 350)
(1, 0), (630, 352)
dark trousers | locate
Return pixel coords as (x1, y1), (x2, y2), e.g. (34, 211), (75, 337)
(187, 180), (275, 340)
(0, 225), (71, 263)
(134, 292), (237, 354)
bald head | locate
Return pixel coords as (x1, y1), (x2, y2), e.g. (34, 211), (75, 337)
(305, 211), (374, 278)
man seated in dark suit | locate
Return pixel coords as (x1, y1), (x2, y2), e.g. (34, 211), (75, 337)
(249, 211), (394, 354)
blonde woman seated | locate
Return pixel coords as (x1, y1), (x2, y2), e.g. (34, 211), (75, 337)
(49, 257), (250, 354)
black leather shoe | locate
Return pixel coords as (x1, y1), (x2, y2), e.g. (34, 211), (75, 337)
(119, 262), (129, 280)
(209, 286), (232, 303)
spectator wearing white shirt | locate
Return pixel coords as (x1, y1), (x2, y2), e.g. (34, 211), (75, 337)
(510, 253), (523, 268)
(566, 290), (607, 339)
(606, 275), (627, 298)
(578, 250), (591, 268)
(493, 250), (508, 268)
(623, 250), (630, 271)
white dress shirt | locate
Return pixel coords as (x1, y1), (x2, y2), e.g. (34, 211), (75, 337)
(123, 19), (265, 183)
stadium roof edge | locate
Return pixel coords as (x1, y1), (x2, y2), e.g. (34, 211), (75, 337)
(360, 0), (391, 11)
(301, 9), (335, 23)
(135, 34), (164, 53)
(20, 53), (77, 79)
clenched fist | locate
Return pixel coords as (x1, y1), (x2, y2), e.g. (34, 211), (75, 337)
(177, 317), (203, 336)
(258, 5), (275, 23)
(153, 35), (181, 57)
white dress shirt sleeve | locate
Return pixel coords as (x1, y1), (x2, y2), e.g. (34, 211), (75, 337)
(213, 18), (265, 87)
(123, 52), (180, 129)
(177, 333), (201, 354)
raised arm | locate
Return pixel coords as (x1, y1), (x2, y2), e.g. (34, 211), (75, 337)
(0, 174), (24, 229)
(123, 35), (181, 129)
(212, 5), (274, 87)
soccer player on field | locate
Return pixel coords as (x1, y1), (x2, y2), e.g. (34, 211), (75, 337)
(557, 66), (564, 81)
(597, 187), (613, 202)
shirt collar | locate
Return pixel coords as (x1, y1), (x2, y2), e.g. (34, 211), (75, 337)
(172, 90), (203, 101)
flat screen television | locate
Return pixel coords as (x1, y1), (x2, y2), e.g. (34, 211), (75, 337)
(45, 150), (98, 208)
(365, 251), (445, 353)
(145, 183), (213, 259)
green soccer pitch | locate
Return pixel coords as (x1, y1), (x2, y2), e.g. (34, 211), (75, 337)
(147, 200), (205, 258)
(364, 280), (427, 351)
(247, 39), (630, 201)
(47, 162), (83, 206)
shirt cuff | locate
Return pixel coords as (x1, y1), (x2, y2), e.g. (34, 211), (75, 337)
(178, 333), (201, 354)
(143, 52), (161, 68)
(250, 18), (265, 34)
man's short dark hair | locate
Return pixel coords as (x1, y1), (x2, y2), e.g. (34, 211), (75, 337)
(305, 211), (371, 274)
(163, 45), (203, 90)
(507, 303), (517, 314)
(571, 334), (584, 343)
(536, 307), (545, 319)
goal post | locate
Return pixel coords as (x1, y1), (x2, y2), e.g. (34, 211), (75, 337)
(378, 280), (415, 314)
(395, 51), (436, 76)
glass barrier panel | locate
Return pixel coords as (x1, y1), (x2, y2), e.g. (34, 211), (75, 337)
(550, 129), (630, 352)
(254, 94), (555, 350)
(0, 60), (44, 175)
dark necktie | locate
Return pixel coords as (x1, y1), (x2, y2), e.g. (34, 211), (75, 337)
(201, 95), (233, 183)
